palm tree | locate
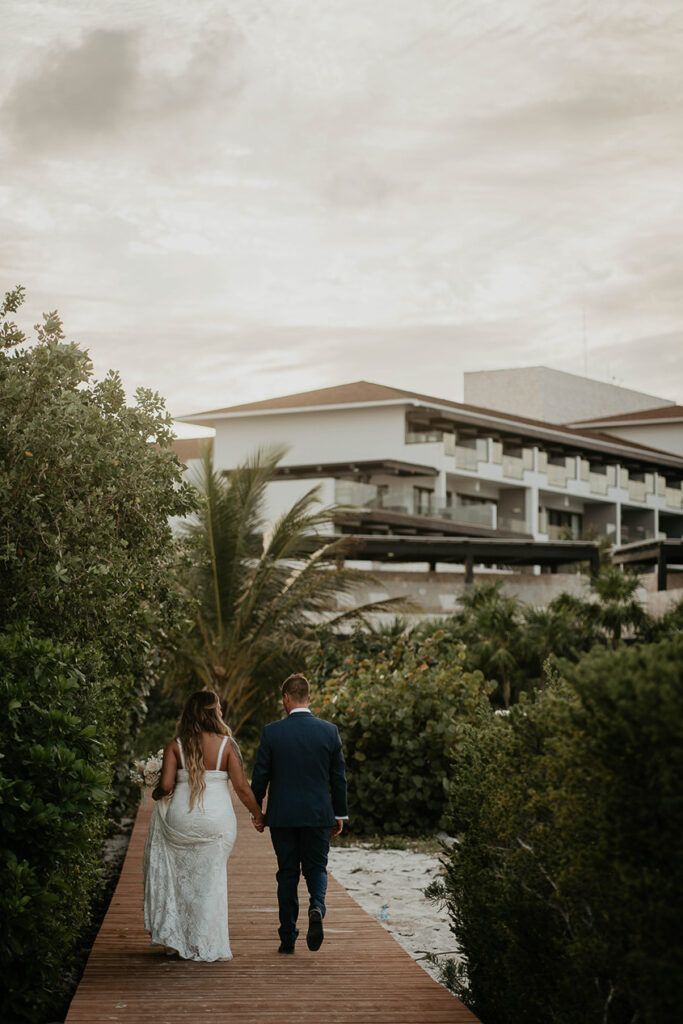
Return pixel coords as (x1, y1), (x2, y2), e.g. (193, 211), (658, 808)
(588, 565), (652, 648)
(173, 445), (404, 731)
(457, 581), (523, 707)
(519, 597), (598, 686)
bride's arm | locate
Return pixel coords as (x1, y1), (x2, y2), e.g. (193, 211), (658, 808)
(152, 742), (178, 801)
(226, 739), (264, 825)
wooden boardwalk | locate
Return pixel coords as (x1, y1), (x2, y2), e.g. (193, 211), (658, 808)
(66, 791), (481, 1024)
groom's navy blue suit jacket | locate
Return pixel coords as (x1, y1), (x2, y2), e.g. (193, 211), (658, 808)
(251, 711), (348, 828)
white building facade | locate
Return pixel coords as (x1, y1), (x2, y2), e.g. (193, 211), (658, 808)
(179, 377), (683, 549)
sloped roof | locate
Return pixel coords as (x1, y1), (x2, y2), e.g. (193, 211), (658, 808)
(179, 380), (683, 467)
(182, 381), (420, 417)
(570, 405), (683, 427)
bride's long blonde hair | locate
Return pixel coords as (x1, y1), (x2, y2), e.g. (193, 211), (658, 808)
(176, 690), (232, 809)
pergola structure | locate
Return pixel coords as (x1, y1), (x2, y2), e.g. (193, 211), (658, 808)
(612, 538), (683, 591)
(310, 534), (600, 583)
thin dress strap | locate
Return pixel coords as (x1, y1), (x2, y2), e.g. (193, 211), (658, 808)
(216, 736), (229, 771)
(176, 737), (186, 769)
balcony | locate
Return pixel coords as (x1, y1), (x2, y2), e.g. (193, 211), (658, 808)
(502, 445), (533, 480)
(538, 452), (576, 489)
(626, 474), (654, 503)
(437, 501), (496, 529)
(497, 515), (530, 535)
(589, 472), (608, 495)
(333, 480), (527, 536)
(502, 455), (524, 480)
(666, 486), (682, 510)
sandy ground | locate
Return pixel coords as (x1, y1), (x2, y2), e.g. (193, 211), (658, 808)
(327, 842), (464, 988)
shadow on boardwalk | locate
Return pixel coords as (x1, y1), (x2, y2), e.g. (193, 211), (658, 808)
(66, 791), (481, 1024)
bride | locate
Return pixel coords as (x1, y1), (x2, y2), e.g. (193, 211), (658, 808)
(143, 689), (264, 961)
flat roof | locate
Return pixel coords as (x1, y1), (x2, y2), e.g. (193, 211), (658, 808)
(571, 405), (683, 427)
(612, 538), (683, 565)
(269, 458), (439, 480)
(307, 534), (600, 572)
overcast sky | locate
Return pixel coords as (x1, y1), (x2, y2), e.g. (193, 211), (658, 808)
(2, 1), (682, 435)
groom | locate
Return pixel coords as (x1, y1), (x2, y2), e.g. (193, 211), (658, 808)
(251, 673), (348, 954)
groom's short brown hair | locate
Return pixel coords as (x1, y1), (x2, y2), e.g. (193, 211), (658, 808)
(282, 673), (310, 701)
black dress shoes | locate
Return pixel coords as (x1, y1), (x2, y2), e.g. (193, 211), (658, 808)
(306, 908), (324, 951)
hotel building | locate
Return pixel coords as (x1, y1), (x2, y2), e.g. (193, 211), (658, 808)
(178, 369), (683, 558)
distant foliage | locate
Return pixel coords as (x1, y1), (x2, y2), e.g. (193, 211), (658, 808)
(308, 629), (493, 834)
(419, 572), (658, 706)
(0, 287), (196, 1022)
(429, 637), (683, 1024)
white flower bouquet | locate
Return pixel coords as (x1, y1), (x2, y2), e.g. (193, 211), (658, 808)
(129, 749), (165, 789)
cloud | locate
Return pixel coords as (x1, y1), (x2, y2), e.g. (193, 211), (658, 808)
(1, 0), (682, 415)
(3, 29), (139, 148)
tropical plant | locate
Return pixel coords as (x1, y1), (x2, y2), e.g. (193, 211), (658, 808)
(587, 564), (652, 647)
(308, 628), (494, 833)
(172, 446), (403, 732)
(518, 592), (599, 682)
(429, 638), (683, 1024)
(0, 285), (195, 1021)
(456, 581), (523, 706)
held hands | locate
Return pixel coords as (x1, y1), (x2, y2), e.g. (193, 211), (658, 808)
(330, 818), (344, 838)
(251, 810), (265, 833)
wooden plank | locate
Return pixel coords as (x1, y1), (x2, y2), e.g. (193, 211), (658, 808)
(66, 789), (481, 1023)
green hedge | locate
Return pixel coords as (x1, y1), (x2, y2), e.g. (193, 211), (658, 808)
(309, 629), (493, 834)
(431, 639), (683, 1024)
(0, 629), (112, 1022)
(0, 288), (197, 1020)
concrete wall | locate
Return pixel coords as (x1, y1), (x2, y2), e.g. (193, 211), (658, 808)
(464, 367), (672, 425)
(339, 569), (591, 616)
(212, 404), (408, 469)
(335, 569), (681, 619)
(598, 422), (683, 458)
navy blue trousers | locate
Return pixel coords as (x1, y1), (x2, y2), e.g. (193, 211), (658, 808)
(269, 826), (330, 946)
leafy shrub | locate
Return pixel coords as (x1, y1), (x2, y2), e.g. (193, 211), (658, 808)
(431, 638), (683, 1024)
(0, 288), (196, 803)
(309, 629), (493, 834)
(0, 287), (197, 1020)
(0, 628), (112, 1022)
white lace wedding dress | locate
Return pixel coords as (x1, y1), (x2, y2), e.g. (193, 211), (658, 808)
(143, 736), (237, 961)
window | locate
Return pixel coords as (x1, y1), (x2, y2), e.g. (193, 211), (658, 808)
(546, 509), (582, 539)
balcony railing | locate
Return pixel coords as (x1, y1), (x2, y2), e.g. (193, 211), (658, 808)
(666, 487), (682, 510)
(502, 455), (524, 480)
(589, 472), (608, 495)
(547, 463), (569, 487)
(435, 502), (496, 529)
(497, 516), (528, 535)
(627, 476), (654, 503)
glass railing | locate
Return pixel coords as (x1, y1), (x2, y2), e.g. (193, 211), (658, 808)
(665, 487), (682, 510)
(497, 516), (528, 534)
(435, 503), (496, 528)
(627, 479), (654, 503)
(547, 464), (569, 487)
(334, 481), (379, 507)
(589, 473), (608, 495)
(502, 455), (524, 480)
(455, 446), (480, 471)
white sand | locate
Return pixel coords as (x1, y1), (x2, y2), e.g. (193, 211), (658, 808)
(327, 843), (464, 989)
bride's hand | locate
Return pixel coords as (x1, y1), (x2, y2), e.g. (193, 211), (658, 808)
(251, 811), (265, 833)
